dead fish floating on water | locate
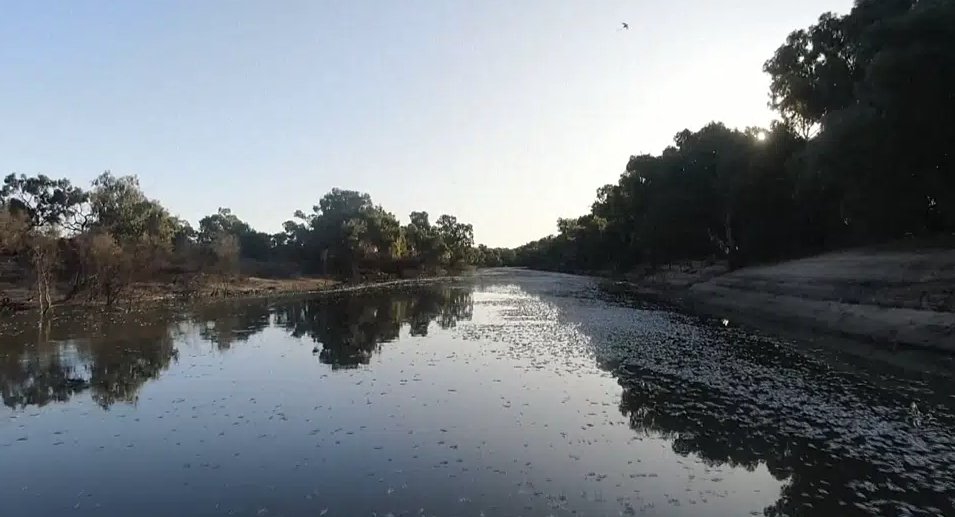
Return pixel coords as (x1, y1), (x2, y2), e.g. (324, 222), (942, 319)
(910, 402), (923, 427)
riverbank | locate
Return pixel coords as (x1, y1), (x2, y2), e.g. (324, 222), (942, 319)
(0, 275), (340, 313)
(0, 270), (475, 314)
(608, 247), (955, 354)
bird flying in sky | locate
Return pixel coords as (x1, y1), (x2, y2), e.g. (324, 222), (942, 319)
(621, 22), (630, 30)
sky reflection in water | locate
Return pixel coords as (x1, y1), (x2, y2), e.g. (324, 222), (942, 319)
(2, 270), (952, 516)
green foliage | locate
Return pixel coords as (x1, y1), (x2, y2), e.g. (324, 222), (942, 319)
(280, 189), (402, 275)
(198, 208), (272, 261)
(763, 12), (857, 135)
(436, 215), (474, 267)
(403, 211), (444, 267)
(0, 173), (89, 232)
(89, 172), (177, 246)
(777, 0), (955, 240)
(276, 190), (478, 277)
(513, 0), (954, 273)
(1, 165), (482, 307)
(471, 244), (514, 268)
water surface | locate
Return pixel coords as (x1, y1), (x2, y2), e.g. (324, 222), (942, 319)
(2, 270), (953, 516)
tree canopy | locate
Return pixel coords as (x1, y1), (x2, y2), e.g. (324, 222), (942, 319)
(512, 0), (954, 272)
(1, 171), (485, 309)
(0, 173), (88, 232)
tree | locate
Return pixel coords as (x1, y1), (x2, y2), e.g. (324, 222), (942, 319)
(89, 172), (177, 245)
(171, 217), (197, 251)
(404, 211), (444, 268)
(1, 175), (87, 312)
(284, 189), (406, 276)
(775, 0), (955, 241)
(82, 233), (132, 306)
(763, 12), (857, 136)
(28, 230), (59, 314)
(3, 176), (487, 306)
(551, 214), (608, 271)
(211, 233), (241, 276)
(358, 206), (402, 265)
(473, 244), (510, 268)
(198, 208), (272, 261)
(0, 173), (89, 232)
(300, 189), (374, 274)
(436, 215), (473, 267)
(515, 121), (811, 271)
(0, 209), (29, 254)
(511, 0), (954, 273)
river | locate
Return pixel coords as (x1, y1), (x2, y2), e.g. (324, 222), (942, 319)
(1, 269), (953, 516)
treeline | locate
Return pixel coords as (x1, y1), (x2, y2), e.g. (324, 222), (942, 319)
(0, 172), (497, 310)
(512, 0), (954, 271)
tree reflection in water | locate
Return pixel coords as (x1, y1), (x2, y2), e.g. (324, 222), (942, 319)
(613, 334), (955, 516)
(191, 299), (272, 350)
(0, 310), (181, 409)
(0, 284), (474, 408)
(4, 277), (947, 514)
(273, 285), (473, 369)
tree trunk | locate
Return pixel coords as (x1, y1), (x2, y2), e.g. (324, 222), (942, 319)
(36, 274), (45, 314)
(725, 211), (741, 269)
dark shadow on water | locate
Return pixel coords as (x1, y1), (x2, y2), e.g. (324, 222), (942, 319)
(469, 270), (955, 515)
(513, 274), (955, 516)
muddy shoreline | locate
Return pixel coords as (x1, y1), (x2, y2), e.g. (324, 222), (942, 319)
(546, 248), (955, 355)
(0, 272), (469, 316)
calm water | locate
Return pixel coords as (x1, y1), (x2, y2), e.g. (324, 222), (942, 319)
(2, 270), (954, 516)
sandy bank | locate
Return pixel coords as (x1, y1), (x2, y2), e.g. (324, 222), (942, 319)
(679, 249), (955, 353)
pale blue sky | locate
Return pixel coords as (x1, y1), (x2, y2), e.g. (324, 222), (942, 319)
(1, 0), (852, 247)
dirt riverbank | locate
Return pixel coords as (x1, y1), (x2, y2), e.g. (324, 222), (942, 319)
(0, 269), (478, 314)
(0, 275), (344, 313)
(619, 248), (955, 354)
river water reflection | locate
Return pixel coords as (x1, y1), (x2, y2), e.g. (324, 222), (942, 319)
(1, 270), (953, 516)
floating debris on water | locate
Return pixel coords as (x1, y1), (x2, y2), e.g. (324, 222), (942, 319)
(0, 271), (952, 516)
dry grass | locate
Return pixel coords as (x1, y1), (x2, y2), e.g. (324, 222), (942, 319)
(198, 276), (339, 298)
(1, 275), (341, 312)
